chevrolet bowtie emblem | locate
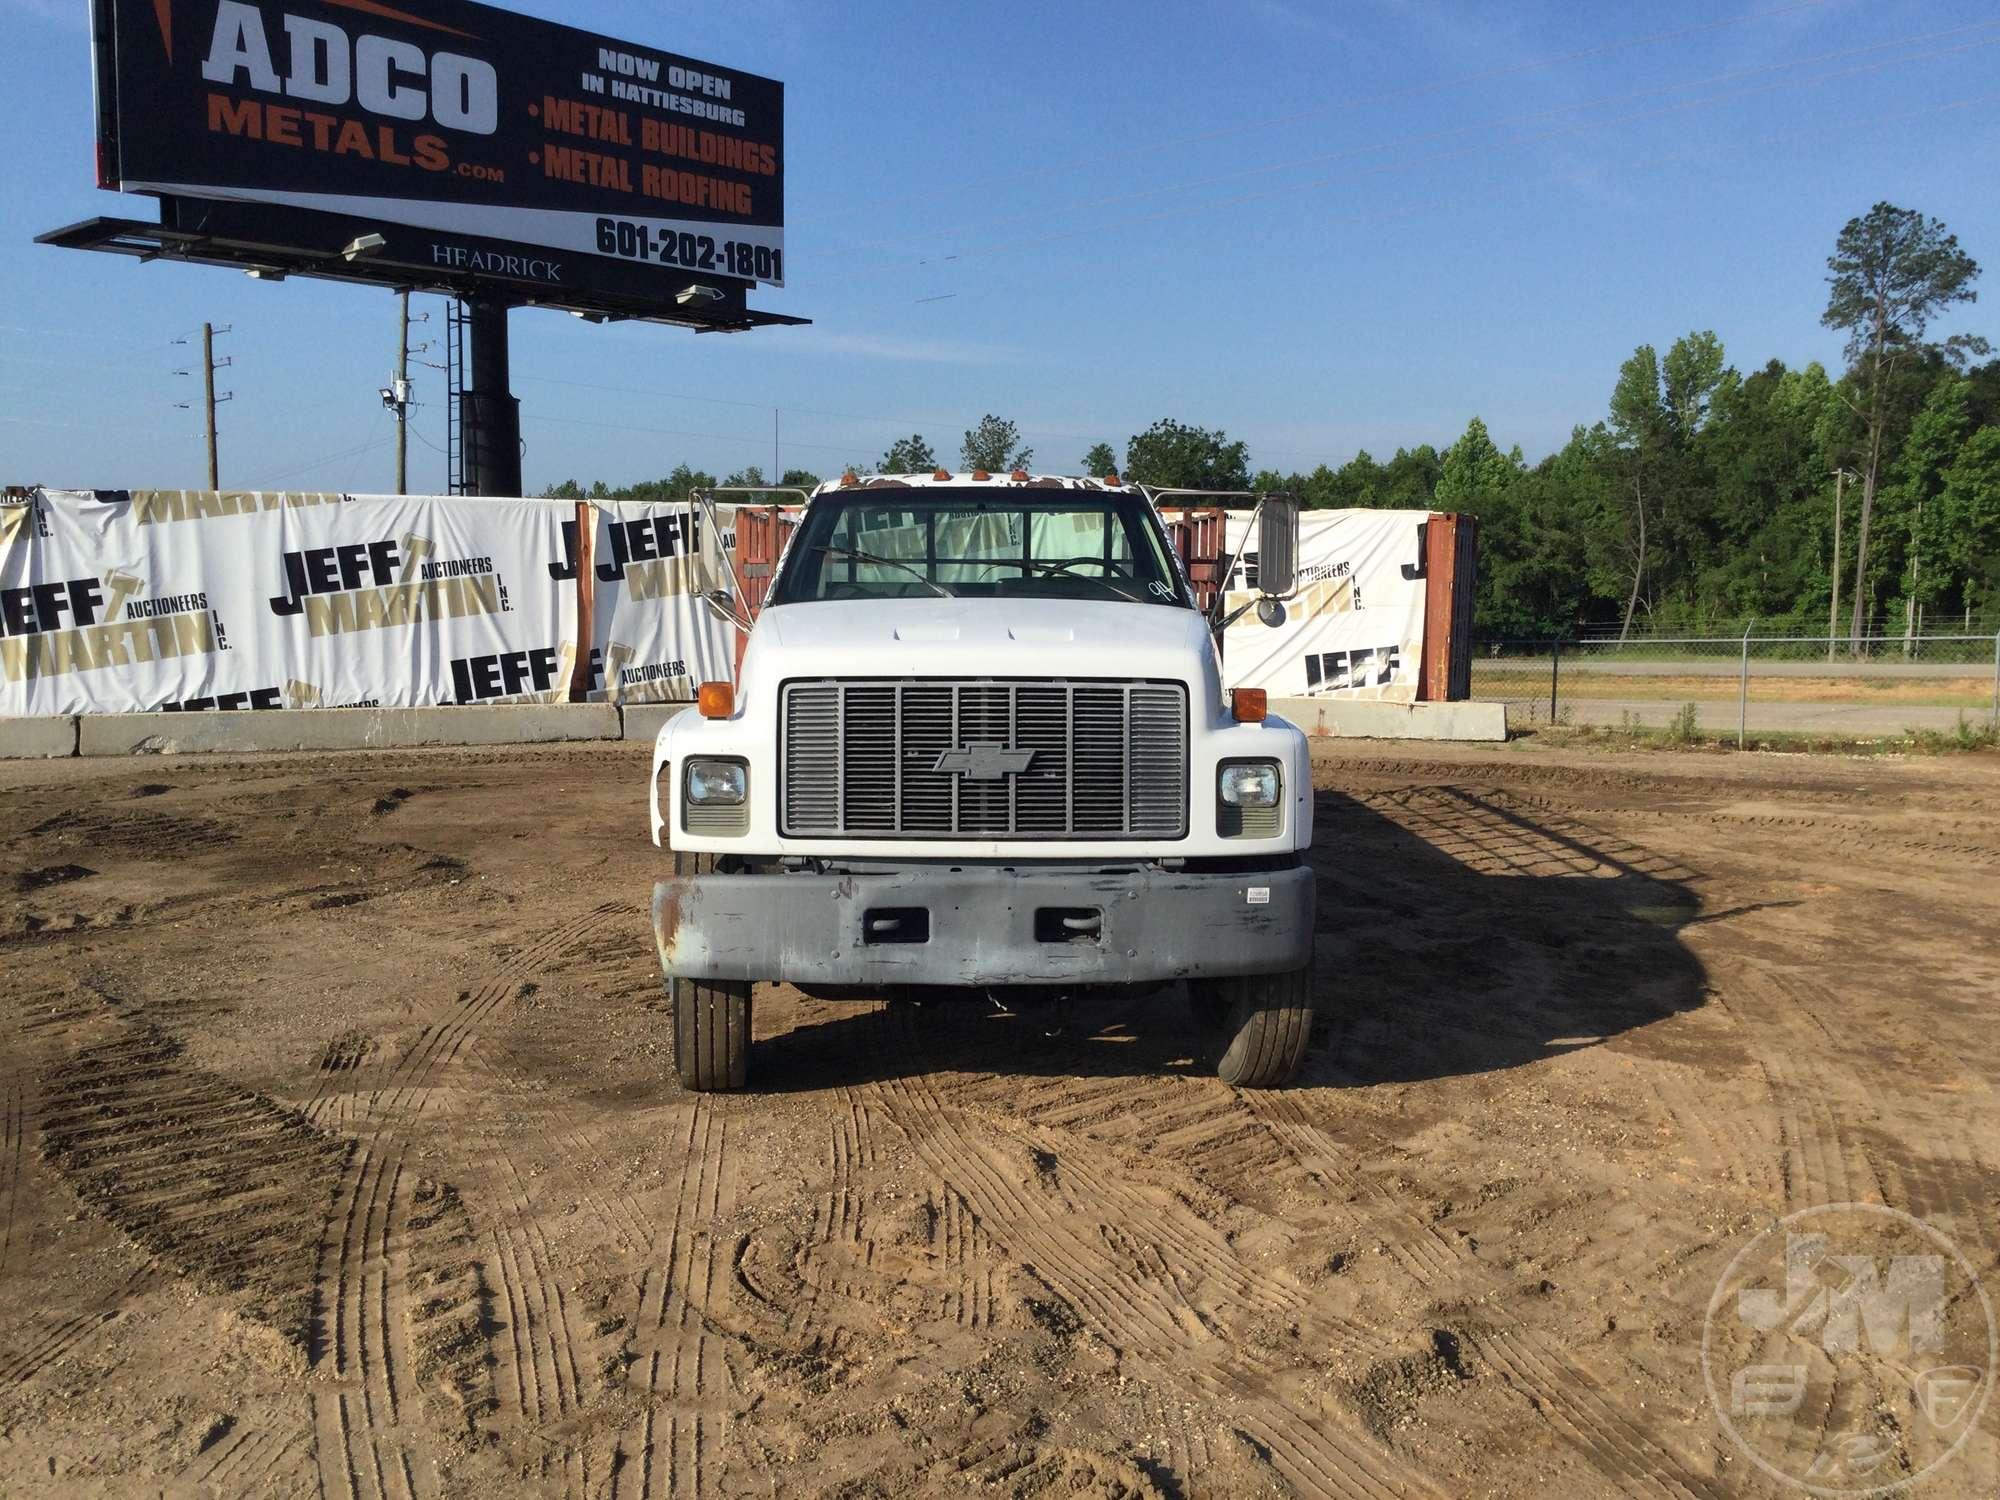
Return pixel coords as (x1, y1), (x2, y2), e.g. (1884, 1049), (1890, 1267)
(931, 742), (1035, 780)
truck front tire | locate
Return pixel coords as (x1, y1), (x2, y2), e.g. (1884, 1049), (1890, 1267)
(669, 850), (752, 1091)
(1194, 965), (1315, 1088)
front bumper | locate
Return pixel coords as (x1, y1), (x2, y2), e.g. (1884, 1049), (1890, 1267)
(653, 864), (1315, 987)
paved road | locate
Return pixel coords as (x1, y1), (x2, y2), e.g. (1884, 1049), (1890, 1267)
(1505, 695), (1992, 736)
(1477, 654), (1996, 681)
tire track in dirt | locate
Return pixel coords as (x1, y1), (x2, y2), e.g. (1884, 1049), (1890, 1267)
(1709, 959), (1999, 1274)
(1472, 1330), (1726, 1500)
(481, 1147), (585, 1432)
(305, 901), (630, 1500)
(175, 1418), (316, 1498)
(616, 1094), (753, 1500)
(931, 1181), (996, 1331)
(1245, 1080), (1734, 1497)
(1630, 1060), (1775, 1198)
(39, 1024), (344, 1347)
(310, 1139), (435, 1500)
(0, 1065), (31, 1288)
(0, 1305), (125, 1387)
(1054, 1053), (1720, 1497)
(878, 1082), (1413, 1497)
(1248, 1093), (1463, 1289)
(858, 1036), (1437, 1500)
(1701, 962), (1885, 1212)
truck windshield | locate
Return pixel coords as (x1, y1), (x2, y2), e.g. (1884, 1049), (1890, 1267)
(768, 490), (1189, 607)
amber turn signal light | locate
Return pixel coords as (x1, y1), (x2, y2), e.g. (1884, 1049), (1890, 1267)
(697, 681), (735, 719)
(1230, 688), (1267, 723)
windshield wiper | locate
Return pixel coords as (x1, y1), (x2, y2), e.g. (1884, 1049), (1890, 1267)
(815, 545), (955, 598)
(979, 555), (1153, 604)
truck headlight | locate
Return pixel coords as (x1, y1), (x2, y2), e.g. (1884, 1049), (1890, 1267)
(683, 757), (749, 836)
(686, 758), (747, 805)
(1218, 760), (1281, 839)
(1219, 762), (1280, 808)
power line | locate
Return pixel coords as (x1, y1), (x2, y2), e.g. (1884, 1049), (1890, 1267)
(244, 437), (391, 488)
(520, 411), (860, 457)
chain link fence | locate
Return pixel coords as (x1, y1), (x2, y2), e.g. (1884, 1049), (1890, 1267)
(1475, 631), (2000, 745)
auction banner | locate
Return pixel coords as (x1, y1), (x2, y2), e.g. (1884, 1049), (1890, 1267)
(582, 498), (735, 705)
(1219, 509), (1430, 703)
(94, 0), (785, 286)
(0, 489), (572, 714)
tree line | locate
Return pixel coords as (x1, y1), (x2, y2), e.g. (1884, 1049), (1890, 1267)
(548, 203), (1998, 642)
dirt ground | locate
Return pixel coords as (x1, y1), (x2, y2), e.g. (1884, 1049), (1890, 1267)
(1, 738), (1996, 1497)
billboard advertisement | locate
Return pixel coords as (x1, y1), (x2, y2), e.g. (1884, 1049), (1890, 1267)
(90, 0), (784, 290)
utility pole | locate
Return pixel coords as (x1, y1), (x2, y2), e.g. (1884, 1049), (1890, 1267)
(395, 291), (410, 494)
(381, 293), (430, 494)
(176, 323), (233, 489)
(202, 324), (219, 488)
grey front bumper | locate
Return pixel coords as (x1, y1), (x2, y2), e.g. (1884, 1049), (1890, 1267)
(653, 864), (1315, 987)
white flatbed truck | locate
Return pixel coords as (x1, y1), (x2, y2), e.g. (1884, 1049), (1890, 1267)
(648, 472), (1315, 1089)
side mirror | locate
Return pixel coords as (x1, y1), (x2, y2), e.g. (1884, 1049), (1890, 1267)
(701, 589), (751, 630)
(1256, 495), (1299, 599)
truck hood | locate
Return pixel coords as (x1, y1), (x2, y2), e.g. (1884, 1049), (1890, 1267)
(747, 598), (1218, 685)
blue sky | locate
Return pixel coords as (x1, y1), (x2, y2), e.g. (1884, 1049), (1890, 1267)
(4, 0), (1998, 494)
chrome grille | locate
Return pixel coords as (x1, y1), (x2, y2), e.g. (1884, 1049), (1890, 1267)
(781, 679), (1187, 839)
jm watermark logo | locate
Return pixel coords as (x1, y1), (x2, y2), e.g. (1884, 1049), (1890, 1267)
(1703, 1203), (1995, 1495)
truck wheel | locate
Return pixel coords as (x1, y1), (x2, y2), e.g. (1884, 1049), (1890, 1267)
(669, 850), (752, 1091)
(1211, 966), (1314, 1088)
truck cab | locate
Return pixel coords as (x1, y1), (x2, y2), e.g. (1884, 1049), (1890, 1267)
(649, 471), (1316, 1089)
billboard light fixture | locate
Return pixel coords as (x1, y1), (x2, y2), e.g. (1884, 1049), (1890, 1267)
(341, 233), (387, 262)
(676, 284), (725, 306)
(245, 267), (286, 281)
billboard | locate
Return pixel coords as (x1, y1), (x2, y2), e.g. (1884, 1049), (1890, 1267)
(87, 0), (785, 304)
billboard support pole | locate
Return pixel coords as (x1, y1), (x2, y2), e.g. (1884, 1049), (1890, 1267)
(462, 297), (522, 497)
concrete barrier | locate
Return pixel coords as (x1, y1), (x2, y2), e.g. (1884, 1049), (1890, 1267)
(19, 696), (1505, 758)
(621, 702), (692, 742)
(77, 704), (622, 756)
(0, 715), (81, 758)
(1271, 697), (1507, 742)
